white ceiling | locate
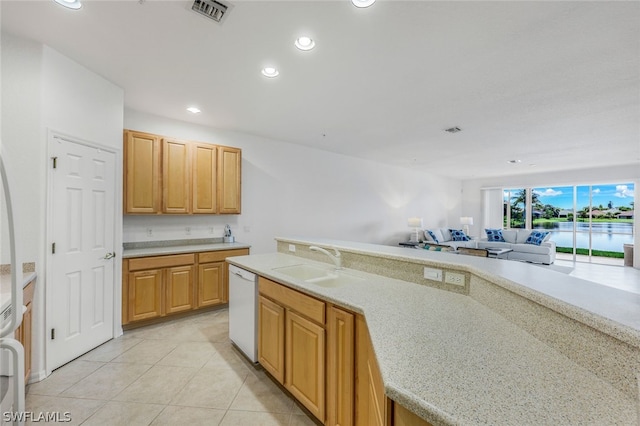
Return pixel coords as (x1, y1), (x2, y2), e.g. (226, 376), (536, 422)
(2, 0), (639, 179)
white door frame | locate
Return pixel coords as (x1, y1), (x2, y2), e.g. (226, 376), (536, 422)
(45, 130), (122, 376)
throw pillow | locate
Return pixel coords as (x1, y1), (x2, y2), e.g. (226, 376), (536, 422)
(502, 229), (517, 244)
(485, 228), (505, 242)
(449, 229), (470, 241)
(516, 229), (532, 244)
(525, 230), (550, 246)
(423, 230), (435, 242)
(426, 230), (440, 243)
(440, 228), (452, 242)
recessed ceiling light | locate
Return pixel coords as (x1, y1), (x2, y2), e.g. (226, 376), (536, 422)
(53, 0), (82, 10)
(261, 67), (279, 78)
(295, 36), (315, 51)
(186, 107), (201, 114)
(352, 0), (375, 8)
(508, 159), (522, 164)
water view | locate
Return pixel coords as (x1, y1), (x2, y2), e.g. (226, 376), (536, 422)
(536, 222), (634, 252)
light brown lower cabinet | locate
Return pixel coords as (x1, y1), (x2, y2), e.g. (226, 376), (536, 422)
(198, 262), (224, 307)
(123, 248), (249, 326)
(165, 265), (195, 314)
(393, 403), (433, 426)
(285, 309), (325, 421)
(258, 295), (285, 383)
(258, 277), (326, 423)
(355, 314), (388, 426)
(15, 280), (35, 383)
(327, 306), (355, 426)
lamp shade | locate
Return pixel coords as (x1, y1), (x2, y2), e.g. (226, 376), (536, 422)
(460, 217), (474, 225)
(408, 217), (423, 228)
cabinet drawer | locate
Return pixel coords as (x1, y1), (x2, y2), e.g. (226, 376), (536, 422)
(198, 249), (249, 263)
(128, 253), (195, 271)
(259, 277), (325, 325)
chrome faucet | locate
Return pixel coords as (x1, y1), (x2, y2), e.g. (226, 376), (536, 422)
(309, 246), (342, 270)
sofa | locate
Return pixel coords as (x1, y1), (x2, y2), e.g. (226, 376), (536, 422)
(423, 228), (556, 264)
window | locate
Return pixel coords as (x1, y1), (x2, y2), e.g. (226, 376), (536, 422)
(503, 183), (635, 264)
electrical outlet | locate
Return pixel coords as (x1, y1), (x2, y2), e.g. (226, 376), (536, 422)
(444, 271), (465, 286)
(185, 227), (191, 235)
(146, 227), (153, 237)
(244, 226), (251, 233)
(208, 227), (214, 234)
(423, 267), (442, 281)
(289, 244), (296, 253)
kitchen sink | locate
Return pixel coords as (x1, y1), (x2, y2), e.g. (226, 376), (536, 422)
(272, 264), (364, 288)
(306, 273), (364, 288)
(272, 264), (331, 280)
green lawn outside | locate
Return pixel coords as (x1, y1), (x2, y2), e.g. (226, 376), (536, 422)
(533, 218), (634, 224)
(555, 246), (624, 259)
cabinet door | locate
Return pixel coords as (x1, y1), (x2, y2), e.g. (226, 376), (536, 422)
(124, 131), (161, 213)
(165, 265), (194, 314)
(286, 310), (325, 423)
(355, 315), (387, 426)
(198, 262), (224, 307)
(327, 306), (355, 426)
(129, 269), (163, 322)
(258, 295), (285, 384)
(217, 146), (241, 214)
(192, 143), (217, 214)
(162, 138), (191, 214)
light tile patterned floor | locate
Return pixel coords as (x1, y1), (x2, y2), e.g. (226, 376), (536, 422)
(26, 309), (316, 426)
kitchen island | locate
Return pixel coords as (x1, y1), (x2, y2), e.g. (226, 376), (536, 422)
(227, 237), (639, 425)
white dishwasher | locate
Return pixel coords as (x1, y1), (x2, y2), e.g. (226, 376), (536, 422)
(228, 264), (258, 363)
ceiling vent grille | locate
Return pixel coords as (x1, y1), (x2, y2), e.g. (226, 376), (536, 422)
(444, 126), (462, 133)
(191, 0), (229, 23)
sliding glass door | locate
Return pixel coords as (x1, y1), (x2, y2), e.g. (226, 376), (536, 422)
(504, 183), (634, 264)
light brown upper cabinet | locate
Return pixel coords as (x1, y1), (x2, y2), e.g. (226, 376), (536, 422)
(218, 146), (242, 214)
(163, 138), (191, 214)
(124, 130), (161, 213)
(124, 130), (241, 214)
(192, 143), (217, 214)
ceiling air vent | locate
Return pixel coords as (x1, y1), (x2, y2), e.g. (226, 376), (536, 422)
(445, 127), (462, 133)
(191, 0), (229, 23)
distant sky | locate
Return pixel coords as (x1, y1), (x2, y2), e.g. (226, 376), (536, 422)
(506, 184), (635, 210)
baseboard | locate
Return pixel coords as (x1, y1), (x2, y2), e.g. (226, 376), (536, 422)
(27, 369), (48, 384)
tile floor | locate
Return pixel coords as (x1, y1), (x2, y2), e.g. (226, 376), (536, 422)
(26, 309), (316, 426)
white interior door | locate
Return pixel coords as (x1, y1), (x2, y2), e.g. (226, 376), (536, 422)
(48, 135), (116, 370)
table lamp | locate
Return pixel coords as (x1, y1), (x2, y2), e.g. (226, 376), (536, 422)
(460, 217), (473, 236)
(408, 217), (423, 242)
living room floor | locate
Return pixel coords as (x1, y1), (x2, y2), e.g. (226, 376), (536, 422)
(556, 258), (640, 295)
(25, 309), (316, 426)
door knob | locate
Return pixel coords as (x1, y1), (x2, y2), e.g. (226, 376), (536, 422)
(103, 252), (116, 260)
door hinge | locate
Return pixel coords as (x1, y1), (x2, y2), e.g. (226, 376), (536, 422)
(52, 243), (56, 254)
(51, 328), (55, 340)
(51, 156), (58, 169)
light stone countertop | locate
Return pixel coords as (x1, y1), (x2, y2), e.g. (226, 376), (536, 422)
(227, 249), (638, 425)
(278, 237), (640, 347)
(122, 242), (251, 258)
(0, 271), (37, 312)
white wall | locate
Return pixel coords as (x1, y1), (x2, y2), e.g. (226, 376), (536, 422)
(1, 32), (124, 380)
(124, 109), (462, 254)
(1, 33), (43, 266)
(462, 164), (640, 268)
